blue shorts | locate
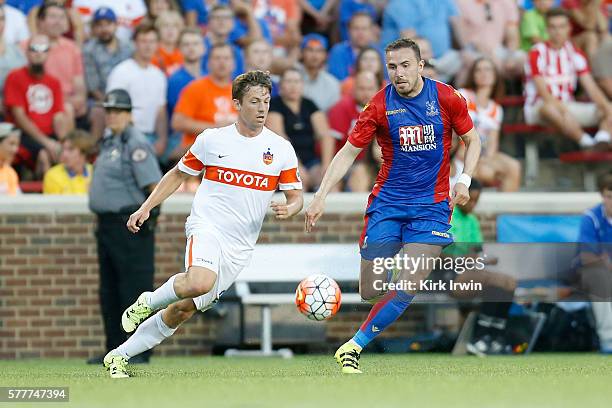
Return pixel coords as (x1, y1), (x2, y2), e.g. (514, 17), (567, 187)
(359, 196), (453, 260)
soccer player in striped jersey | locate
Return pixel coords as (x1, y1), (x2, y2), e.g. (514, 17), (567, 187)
(305, 38), (482, 373)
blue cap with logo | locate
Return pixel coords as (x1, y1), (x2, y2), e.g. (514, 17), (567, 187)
(93, 7), (117, 23)
(301, 33), (328, 51)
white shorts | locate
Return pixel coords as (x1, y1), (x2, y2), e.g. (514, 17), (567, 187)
(525, 101), (601, 127)
(184, 230), (246, 311)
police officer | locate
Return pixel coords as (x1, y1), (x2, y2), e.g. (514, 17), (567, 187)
(88, 89), (162, 364)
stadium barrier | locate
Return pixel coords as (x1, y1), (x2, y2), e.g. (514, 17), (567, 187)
(0, 193), (600, 359)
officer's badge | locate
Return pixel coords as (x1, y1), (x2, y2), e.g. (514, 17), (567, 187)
(263, 148), (273, 165)
(131, 148), (148, 162)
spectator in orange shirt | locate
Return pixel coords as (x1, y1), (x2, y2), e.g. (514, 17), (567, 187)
(36, 2), (86, 125)
(152, 10), (184, 76)
(0, 122), (20, 195)
(172, 43), (237, 148)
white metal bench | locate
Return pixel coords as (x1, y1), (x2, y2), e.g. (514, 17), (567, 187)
(223, 244), (455, 358)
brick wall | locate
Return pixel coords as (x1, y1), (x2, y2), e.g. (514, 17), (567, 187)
(0, 205), (528, 360)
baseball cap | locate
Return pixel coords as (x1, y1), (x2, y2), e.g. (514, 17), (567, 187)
(93, 7), (117, 23)
(102, 89), (132, 111)
(0, 122), (19, 139)
(301, 33), (328, 51)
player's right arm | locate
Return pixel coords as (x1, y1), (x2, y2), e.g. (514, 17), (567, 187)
(305, 95), (381, 232)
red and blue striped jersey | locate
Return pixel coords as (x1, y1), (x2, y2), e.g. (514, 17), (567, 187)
(348, 77), (473, 204)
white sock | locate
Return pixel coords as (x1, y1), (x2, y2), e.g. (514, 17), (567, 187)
(594, 130), (611, 143)
(147, 274), (180, 310)
(579, 133), (595, 148)
(116, 310), (176, 359)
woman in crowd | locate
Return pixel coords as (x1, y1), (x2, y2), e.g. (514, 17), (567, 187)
(457, 57), (521, 192)
(0, 123), (21, 195)
(144, 0), (181, 25)
(266, 68), (335, 192)
(341, 46), (385, 96)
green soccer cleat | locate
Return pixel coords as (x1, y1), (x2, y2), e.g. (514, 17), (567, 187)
(121, 292), (153, 333)
(103, 350), (129, 379)
(334, 342), (363, 374)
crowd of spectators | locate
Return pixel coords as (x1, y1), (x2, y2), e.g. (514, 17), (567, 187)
(0, 0), (611, 196)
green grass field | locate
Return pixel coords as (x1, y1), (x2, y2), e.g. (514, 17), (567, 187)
(1, 354), (611, 408)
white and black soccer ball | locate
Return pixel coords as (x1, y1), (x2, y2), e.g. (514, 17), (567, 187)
(295, 274), (342, 321)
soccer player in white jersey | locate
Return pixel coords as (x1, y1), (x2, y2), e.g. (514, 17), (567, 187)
(102, 71), (303, 378)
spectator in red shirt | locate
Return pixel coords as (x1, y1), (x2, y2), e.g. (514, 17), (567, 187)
(328, 70), (380, 192)
(524, 8), (612, 149)
(35, 2), (86, 125)
(4, 34), (67, 177)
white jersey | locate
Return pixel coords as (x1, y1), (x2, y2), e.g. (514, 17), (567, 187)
(178, 124), (302, 265)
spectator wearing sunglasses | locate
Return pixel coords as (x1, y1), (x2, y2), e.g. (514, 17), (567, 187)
(455, 0), (526, 86)
(3, 34), (67, 178)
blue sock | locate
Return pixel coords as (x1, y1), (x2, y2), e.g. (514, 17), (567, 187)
(351, 291), (414, 349)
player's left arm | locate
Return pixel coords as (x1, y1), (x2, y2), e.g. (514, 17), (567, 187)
(446, 85), (481, 207)
(453, 127), (481, 206)
(271, 189), (304, 220)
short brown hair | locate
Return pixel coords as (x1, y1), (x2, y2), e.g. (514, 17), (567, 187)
(132, 22), (159, 41)
(208, 42), (233, 58)
(64, 130), (95, 156)
(232, 70), (272, 102)
(178, 27), (202, 45)
(598, 173), (612, 193)
(385, 38), (421, 61)
(546, 8), (570, 22)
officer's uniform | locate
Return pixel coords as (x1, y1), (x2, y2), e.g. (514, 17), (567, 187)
(89, 90), (163, 355)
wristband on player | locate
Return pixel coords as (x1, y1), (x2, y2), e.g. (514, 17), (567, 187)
(457, 173), (472, 188)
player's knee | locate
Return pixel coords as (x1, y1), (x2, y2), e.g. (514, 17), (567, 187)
(186, 273), (216, 296)
(165, 302), (196, 327)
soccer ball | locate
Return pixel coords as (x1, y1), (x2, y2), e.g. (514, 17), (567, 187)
(295, 274), (341, 321)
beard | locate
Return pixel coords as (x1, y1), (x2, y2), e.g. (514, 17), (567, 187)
(99, 34), (114, 44)
(30, 63), (45, 76)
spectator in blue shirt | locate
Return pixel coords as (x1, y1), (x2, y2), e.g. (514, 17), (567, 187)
(201, 4), (263, 78)
(578, 173), (612, 353)
(381, 0), (465, 82)
(166, 28), (206, 164)
(338, 0), (377, 41)
(181, 0), (227, 26)
(328, 11), (378, 81)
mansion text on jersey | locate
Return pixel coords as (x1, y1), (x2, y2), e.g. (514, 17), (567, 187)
(399, 124), (436, 152)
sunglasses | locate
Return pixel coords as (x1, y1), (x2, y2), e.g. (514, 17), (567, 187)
(484, 2), (493, 22)
(29, 44), (50, 53)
